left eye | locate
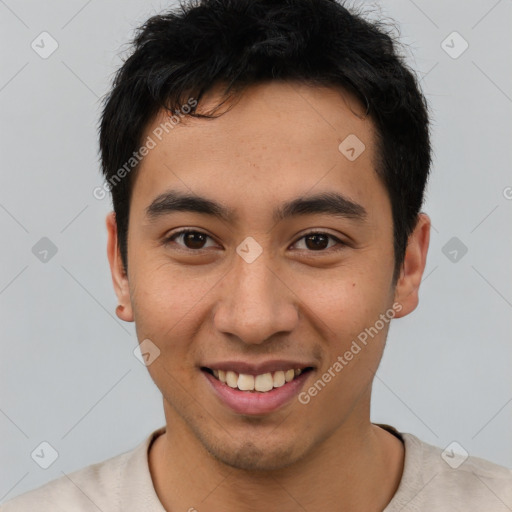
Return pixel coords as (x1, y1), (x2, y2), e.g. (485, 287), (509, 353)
(165, 230), (344, 252)
(292, 232), (344, 252)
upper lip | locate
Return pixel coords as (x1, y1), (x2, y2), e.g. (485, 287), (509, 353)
(201, 360), (315, 375)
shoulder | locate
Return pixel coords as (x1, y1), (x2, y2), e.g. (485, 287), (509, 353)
(0, 427), (165, 512)
(389, 432), (512, 511)
(0, 449), (131, 512)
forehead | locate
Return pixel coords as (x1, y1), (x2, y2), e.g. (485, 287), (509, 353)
(131, 81), (386, 223)
(147, 81), (375, 155)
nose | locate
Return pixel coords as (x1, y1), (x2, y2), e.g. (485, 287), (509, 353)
(212, 249), (299, 345)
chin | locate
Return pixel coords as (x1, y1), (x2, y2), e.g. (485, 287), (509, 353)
(191, 424), (309, 471)
(206, 439), (302, 471)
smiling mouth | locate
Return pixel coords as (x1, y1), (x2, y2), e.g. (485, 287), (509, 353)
(201, 367), (314, 393)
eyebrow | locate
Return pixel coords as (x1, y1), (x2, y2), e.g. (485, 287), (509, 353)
(145, 190), (367, 225)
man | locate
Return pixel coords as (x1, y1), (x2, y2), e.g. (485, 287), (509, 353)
(3, 0), (511, 510)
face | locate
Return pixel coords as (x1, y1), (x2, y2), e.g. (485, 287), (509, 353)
(107, 81), (429, 471)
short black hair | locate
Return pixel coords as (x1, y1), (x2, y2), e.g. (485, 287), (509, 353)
(99, 0), (431, 283)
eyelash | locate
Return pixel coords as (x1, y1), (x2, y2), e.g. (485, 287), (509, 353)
(164, 229), (346, 254)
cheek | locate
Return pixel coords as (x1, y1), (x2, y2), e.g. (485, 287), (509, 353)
(129, 270), (209, 393)
(303, 279), (391, 412)
(300, 267), (393, 395)
(129, 261), (219, 353)
(299, 264), (391, 334)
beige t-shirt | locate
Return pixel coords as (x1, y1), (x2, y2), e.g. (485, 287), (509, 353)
(2, 424), (511, 511)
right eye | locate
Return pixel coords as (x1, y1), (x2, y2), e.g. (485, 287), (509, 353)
(163, 229), (219, 251)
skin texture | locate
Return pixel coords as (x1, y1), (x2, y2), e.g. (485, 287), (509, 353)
(106, 81), (430, 511)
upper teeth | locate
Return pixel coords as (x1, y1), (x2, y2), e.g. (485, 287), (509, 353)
(212, 369), (304, 392)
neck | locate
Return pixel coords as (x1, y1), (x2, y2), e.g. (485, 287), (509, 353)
(148, 409), (404, 512)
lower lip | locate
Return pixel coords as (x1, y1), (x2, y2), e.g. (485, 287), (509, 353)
(202, 369), (312, 415)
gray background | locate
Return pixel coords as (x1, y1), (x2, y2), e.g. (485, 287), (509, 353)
(1, 0), (511, 503)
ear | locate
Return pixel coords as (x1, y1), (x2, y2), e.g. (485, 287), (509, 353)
(393, 213), (431, 318)
(106, 211), (134, 322)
